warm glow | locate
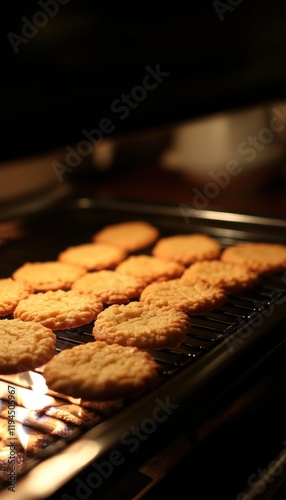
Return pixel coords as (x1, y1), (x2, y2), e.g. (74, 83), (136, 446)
(16, 421), (29, 450)
(1, 370), (82, 406)
(17, 372), (57, 410)
(1, 370), (85, 460)
(30, 370), (82, 405)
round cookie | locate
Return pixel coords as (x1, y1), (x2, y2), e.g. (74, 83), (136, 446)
(58, 243), (127, 271)
(93, 302), (191, 349)
(92, 220), (160, 252)
(140, 279), (226, 314)
(152, 233), (222, 266)
(12, 261), (87, 292)
(0, 318), (56, 374)
(72, 270), (146, 304)
(221, 242), (286, 274)
(43, 341), (161, 400)
(0, 278), (32, 316)
(181, 260), (259, 294)
(116, 255), (185, 285)
(14, 290), (103, 330)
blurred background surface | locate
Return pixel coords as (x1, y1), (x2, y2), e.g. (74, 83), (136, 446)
(1, 0), (286, 214)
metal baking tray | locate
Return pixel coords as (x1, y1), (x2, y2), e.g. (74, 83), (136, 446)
(1, 196), (286, 500)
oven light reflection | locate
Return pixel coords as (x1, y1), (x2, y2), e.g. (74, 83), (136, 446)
(24, 371), (52, 409)
(0, 371), (82, 406)
(16, 420), (29, 450)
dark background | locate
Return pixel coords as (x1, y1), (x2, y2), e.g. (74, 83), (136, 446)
(2, 0), (286, 162)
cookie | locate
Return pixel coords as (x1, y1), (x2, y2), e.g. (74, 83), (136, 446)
(140, 279), (226, 314)
(72, 270), (146, 304)
(14, 290), (103, 330)
(152, 233), (222, 265)
(12, 261), (87, 292)
(181, 260), (259, 294)
(92, 220), (159, 252)
(58, 243), (127, 271)
(0, 278), (32, 316)
(43, 341), (161, 400)
(221, 242), (286, 274)
(93, 302), (191, 349)
(116, 255), (185, 285)
(0, 318), (56, 374)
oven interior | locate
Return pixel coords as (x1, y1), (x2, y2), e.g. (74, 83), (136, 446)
(1, 197), (286, 499)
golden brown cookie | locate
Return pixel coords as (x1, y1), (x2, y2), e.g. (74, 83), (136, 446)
(221, 242), (286, 274)
(58, 243), (127, 271)
(0, 318), (56, 374)
(43, 341), (160, 400)
(0, 278), (32, 316)
(14, 290), (103, 330)
(181, 260), (259, 294)
(72, 270), (146, 304)
(12, 261), (87, 292)
(152, 233), (222, 266)
(93, 302), (191, 349)
(92, 220), (160, 252)
(140, 279), (226, 314)
(115, 254), (185, 285)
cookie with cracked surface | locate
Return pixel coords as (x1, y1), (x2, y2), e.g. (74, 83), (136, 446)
(140, 279), (226, 314)
(221, 242), (286, 274)
(181, 260), (259, 294)
(0, 278), (32, 316)
(0, 318), (56, 374)
(12, 261), (87, 292)
(152, 233), (222, 266)
(14, 290), (103, 330)
(93, 301), (191, 349)
(58, 243), (127, 271)
(92, 220), (160, 252)
(43, 341), (160, 400)
(72, 270), (146, 304)
(115, 254), (185, 285)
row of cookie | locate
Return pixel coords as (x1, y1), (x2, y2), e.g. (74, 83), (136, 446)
(2, 222), (286, 326)
(91, 220), (286, 275)
(0, 281), (164, 399)
(0, 229), (223, 390)
(0, 260), (258, 375)
(93, 220), (286, 276)
(4, 236), (270, 296)
(13, 230), (285, 296)
(2, 221), (286, 401)
(2, 229), (286, 339)
(0, 218), (166, 399)
(0, 231), (225, 315)
(6, 240), (286, 316)
(0, 317), (161, 400)
(42, 234), (286, 401)
(57, 232), (221, 270)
